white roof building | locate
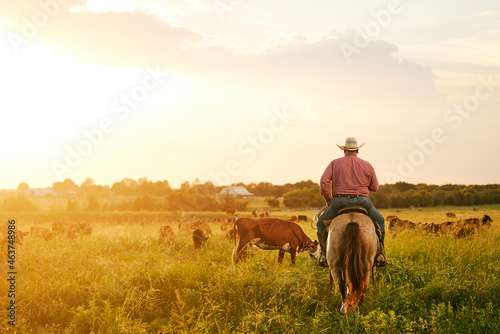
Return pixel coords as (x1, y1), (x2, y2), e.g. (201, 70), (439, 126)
(25, 188), (57, 197)
(219, 186), (253, 197)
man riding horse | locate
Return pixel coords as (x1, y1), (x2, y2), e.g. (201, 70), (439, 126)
(316, 137), (388, 267)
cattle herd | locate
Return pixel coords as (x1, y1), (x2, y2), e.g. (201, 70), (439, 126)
(14, 207), (319, 265)
(7, 209), (493, 267)
(387, 213), (493, 238)
(30, 221), (93, 241)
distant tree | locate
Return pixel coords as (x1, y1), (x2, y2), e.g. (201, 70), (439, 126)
(282, 187), (318, 209)
(52, 178), (79, 195)
(414, 190), (433, 207)
(234, 200), (249, 211)
(134, 195), (160, 211)
(111, 178), (137, 195)
(193, 181), (216, 196)
(80, 178), (96, 195)
(17, 182), (30, 193)
(372, 192), (391, 209)
(444, 195), (457, 206)
(86, 195), (100, 211)
(391, 195), (407, 208)
(2, 196), (38, 211)
(219, 194), (235, 210)
(264, 197), (280, 208)
(66, 199), (79, 211)
(394, 182), (416, 192)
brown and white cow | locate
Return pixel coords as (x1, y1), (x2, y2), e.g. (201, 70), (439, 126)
(30, 226), (54, 241)
(297, 215), (308, 222)
(159, 225), (175, 244)
(52, 221), (92, 239)
(232, 218), (318, 264)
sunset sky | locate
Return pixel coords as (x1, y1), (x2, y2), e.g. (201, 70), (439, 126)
(1, 0), (499, 190)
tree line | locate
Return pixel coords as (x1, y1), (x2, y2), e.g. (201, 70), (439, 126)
(370, 182), (500, 209)
(10, 178), (500, 211)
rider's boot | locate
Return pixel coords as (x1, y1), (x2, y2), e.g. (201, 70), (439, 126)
(317, 231), (329, 267)
(374, 230), (389, 267)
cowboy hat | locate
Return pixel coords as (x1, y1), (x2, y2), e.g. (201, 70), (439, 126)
(336, 137), (365, 151)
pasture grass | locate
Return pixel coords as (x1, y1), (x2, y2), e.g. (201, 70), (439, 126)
(1, 206), (500, 333)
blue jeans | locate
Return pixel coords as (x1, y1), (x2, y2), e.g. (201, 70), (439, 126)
(316, 196), (385, 233)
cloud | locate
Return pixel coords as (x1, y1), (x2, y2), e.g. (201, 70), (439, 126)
(2, 2), (444, 106)
(1, 2), (458, 187)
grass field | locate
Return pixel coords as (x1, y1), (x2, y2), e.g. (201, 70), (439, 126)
(1, 204), (500, 333)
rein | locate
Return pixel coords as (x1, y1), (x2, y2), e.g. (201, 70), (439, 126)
(311, 205), (328, 229)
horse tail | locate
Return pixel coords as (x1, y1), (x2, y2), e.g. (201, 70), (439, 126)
(344, 222), (367, 309)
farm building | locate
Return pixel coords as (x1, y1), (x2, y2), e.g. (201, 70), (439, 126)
(25, 188), (57, 197)
(219, 186), (253, 198)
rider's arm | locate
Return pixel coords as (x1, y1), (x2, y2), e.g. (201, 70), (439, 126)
(320, 161), (333, 203)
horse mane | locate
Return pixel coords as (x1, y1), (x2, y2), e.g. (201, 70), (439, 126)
(343, 222), (368, 308)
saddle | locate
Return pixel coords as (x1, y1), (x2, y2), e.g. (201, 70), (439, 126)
(323, 206), (369, 228)
(337, 205), (368, 216)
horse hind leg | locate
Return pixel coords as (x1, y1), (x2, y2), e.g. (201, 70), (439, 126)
(330, 266), (348, 315)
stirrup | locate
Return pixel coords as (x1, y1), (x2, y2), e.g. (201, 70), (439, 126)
(374, 253), (389, 267)
(317, 254), (328, 268)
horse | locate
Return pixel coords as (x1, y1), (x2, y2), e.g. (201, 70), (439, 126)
(325, 211), (378, 315)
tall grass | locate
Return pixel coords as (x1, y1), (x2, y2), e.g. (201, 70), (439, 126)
(1, 207), (499, 333)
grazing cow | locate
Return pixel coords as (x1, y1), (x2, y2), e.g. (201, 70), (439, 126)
(425, 222), (441, 234)
(388, 217), (415, 231)
(226, 208), (237, 216)
(452, 215), (493, 238)
(159, 225), (175, 244)
(225, 228), (238, 240)
(192, 229), (208, 249)
(52, 221), (92, 239)
(1, 227), (29, 245)
(439, 221), (458, 233)
(178, 219), (212, 237)
(52, 221), (77, 238)
(446, 212), (456, 218)
(417, 222), (429, 231)
(220, 218), (234, 232)
(453, 224), (477, 239)
(482, 215), (493, 226)
(297, 215), (308, 222)
(259, 210), (271, 218)
(473, 206), (479, 211)
(190, 220), (212, 237)
(251, 210), (258, 218)
(177, 220), (192, 235)
(77, 223), (93, 236)
(458, 218), (481, 228)
(232, 218), (318, 264)
(30, 226), (54, 241)
(290, 215), (298, 222)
